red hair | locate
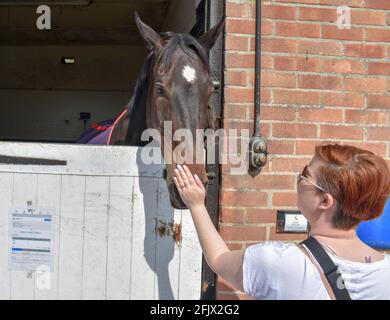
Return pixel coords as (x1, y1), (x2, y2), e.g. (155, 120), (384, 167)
(314, 143), (390, 230)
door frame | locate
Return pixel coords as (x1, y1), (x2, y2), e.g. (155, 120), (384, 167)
(192, 0), (225, 300)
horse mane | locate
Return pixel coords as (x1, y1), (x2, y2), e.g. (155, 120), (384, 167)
(125, 51), (154, 116)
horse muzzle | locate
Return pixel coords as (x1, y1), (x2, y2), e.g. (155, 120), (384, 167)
(168, 181), (208, 210)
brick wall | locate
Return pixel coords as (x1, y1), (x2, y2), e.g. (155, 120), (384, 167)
(217, 0), (390, 300)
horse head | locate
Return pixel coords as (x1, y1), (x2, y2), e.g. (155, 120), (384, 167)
(135, 13), (224, 209)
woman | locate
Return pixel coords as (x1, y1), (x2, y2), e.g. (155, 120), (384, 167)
(173, 143), (390, 299)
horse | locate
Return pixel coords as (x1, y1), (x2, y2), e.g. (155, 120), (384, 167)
(79, 12), (224, 209)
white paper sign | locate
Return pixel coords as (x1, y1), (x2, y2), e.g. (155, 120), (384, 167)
(9, 207), (54, 271)
(284, 214), (308, 232)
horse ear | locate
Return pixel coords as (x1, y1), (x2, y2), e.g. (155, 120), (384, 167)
(134, 11), (164, 54)
(197, 17), (225, 51)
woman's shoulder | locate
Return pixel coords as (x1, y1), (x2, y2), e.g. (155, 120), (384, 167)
(246, 240), (300, 251)
(245, 241), (304, 263)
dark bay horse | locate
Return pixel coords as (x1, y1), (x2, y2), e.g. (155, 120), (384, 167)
(84, 13), (224, 209)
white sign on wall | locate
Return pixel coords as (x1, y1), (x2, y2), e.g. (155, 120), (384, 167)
(9, 207), (54, 271)
(284, 213), (308, 232)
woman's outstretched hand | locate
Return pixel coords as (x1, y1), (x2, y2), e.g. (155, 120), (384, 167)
(173, 164), (206, 210)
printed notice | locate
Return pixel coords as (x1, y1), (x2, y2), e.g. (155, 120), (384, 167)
(284, 213), (308, 232)
(9, 207), (54, 271)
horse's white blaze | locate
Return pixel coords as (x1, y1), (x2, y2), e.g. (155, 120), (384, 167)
(182, 65), (196, 83)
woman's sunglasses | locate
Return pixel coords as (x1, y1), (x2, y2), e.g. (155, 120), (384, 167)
(297, 165), (327, 193)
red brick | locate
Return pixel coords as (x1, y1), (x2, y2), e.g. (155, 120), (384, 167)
(367, 95), (390, 110)
(268, 140), (295, 155)
(322, 25), (364, 41)
(352, 10), (385, 25)
(225, 71), (247, 86)
(273, 89), (321, 105)
(275, 21), (321, 38)
(299, 75), (342, 90)
(298, 40), (342, 56)
(320, 125), (364, 140)
(340, 142), (388, 157)
(321, 92), (365, 108)
(261, 71), (296, 88)
(274, 56), (320, 73)
(344, 43), (385, 58)
(276, 0), (318, 3)
(221, 174), (248, 190)
(368, 63), (390, 76)
(220, 191), (268, 207)
(221, 121), (254, 136)
(248, 175), (295, 190)
(262, 4), (296, 20)
(298, 108), (343, 123)
(273, 123), (318, 138)
(344, 77), (386, 93)
(272, 192), (299, 207)
(219, 225), (267, 241)
(261, 38), (298, 53)
(261, 88), (271, 103)
(296, 140), (321, 155)
(225, 87), (254, 103)
(224, 104), (248, 120)
(225, 53), (254, 68)
(299, 7), (336, 22)
(262, 20), (273, 36)
(272, 158), (309, 173)
(222, 120), (262, 137)
(319, 0), (363, 6)
(365, 29), (390, 42)
(221, 162), (254, 175)
(226, 35), (250, 51)
(365, 0), (390, 10)
(321, 59), (365, 74)
(219, 207), (245, 224)
(226, 2), (252, 18)
(226, 18), (255, 35)
(345, 110), (389, 125)
(269, 226), (308, 241)
(261, 55), (273, 69)
(367, 127), (390, 141)
(246, 209), (276, 224)
(261, 106), (296, 121)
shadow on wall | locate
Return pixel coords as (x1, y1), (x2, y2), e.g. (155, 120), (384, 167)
(136, 147), (176, 299)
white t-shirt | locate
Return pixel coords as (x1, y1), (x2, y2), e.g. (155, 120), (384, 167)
(243, 241), (390, 300)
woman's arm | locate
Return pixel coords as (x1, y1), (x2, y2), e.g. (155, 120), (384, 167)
(173, 164), (245, 292)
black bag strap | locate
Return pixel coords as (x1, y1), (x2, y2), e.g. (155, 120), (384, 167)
(300, 236), (352, 300)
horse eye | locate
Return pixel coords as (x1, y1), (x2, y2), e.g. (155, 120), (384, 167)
(156, 86), (165, 97)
